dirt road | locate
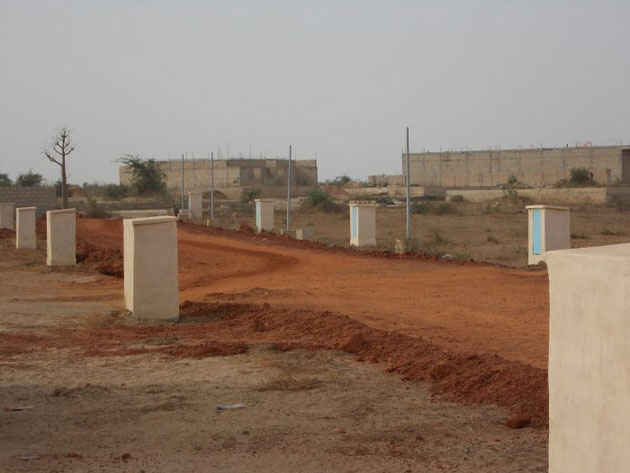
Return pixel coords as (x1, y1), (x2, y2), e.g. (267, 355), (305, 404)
(77, 218), (549, 369)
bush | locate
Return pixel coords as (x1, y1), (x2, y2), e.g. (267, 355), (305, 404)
(500, 174), (519, 198)
(0, 173), (12, 187)
(84, 197), (109, 218)
(16, 170), (43, 187)
(450, 194), (464, 202)
(569, 168), (595, 185)
(102, 184), (130, 201)
(411, 200), (458, 216)
(240, 188), (262, 204)
(118, 155), (168, 196)
(300, 189), (342, 213)
(325, 175), (352, 186)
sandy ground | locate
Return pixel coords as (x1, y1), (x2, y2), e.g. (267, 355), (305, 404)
(210, 200), (630, 267)
(0, 242), (548, 472)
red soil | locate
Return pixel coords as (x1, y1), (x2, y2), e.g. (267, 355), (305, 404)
(29, 218), (552, 427)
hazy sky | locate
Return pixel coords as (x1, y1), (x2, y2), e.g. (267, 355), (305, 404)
(1, 0), (629, 184)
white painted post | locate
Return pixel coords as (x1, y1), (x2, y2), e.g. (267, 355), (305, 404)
(123, 216), (179, 320)
(349, 202), (377, 247)
(526, 205), (570, 265)
(16, 207), (36, 249)
(188, 192), (203, 220)
(546, 243), (630, 473)
(46, 209), (76, 266)
(0, 202), (15, 230)
(255, 199), (274, 232)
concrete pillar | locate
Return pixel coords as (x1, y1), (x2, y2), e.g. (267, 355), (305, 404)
(188, 192), (203, 219)
(349, 202), (377, 247)
(546, 244), (630, 473)
(16, 207), (36, 249)
(296, 227), (314, 241)
(46, 209), (76, 266)
(123, 216), (179, 320)
(0, 202), (15, 230)
(255, 199), (274, 232)
(526, 205), (570, 265)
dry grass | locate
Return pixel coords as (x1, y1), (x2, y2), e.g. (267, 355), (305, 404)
(209, 198), (630, 268)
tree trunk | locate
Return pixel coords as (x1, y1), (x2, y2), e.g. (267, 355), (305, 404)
(61, 157), (68, 209)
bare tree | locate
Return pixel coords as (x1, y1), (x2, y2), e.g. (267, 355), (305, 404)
(42, 127), (75, 209)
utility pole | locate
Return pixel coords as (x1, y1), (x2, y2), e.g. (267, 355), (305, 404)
(287, 145), (292, 231)
(406, 127), (411, 240)
(210, 151), (215, 221)
(181, 153), (185, 212)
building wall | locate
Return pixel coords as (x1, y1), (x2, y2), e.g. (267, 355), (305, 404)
(403, 146), (628, 188)
(0, 186), (57, 214)
(119, 159), (318, 194)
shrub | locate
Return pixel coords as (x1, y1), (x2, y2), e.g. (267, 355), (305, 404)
(16, 170), (43, 187)
(0, 173), (12, 187)
(102, 184), (130, 201)
(84, 197), (109, 218)
(500, 174), (519, 198)
(325, 175), (352, 186)
(486, 234), (499, 244)
(569, 168), (595, 185)
(450, 194), (464, 202)
(118, 155), (168, 196)
(434, 201), (457, 215)
(240, 188), (262, 204)
(300, 189), (342, 213)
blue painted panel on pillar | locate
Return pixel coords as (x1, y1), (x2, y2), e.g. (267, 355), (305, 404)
(533, 209), (542, 255)
(351, 206), (358, 239)
(256, 201), (261, 228)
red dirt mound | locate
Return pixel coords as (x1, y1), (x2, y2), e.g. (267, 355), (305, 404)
(0, 228), (15, 239)
(238, 222), (255, 234)
(15, 303), (548, 428)
(76, 240), (123, 278)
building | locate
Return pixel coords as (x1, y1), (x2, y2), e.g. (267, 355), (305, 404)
(402, 146), (630, 188)
(119, 158), (318, 199)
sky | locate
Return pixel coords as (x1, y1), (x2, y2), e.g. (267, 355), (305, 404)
(0, 0), (629, 185)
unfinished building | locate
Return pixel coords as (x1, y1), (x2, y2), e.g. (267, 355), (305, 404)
(119, 158), (318, 199)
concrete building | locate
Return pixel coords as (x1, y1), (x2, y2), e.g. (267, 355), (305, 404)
(119, 158), (318, 199)
(402, 146), (630, 188)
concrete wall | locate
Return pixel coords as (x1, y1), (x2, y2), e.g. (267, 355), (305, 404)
(546, 244), (630, 473)
(446, 187), (611, 204)
(120, 159), (318, 195)
(368, 174), (405, 186)
(0, 187), (57, 214)
(404, 146), (628, 188)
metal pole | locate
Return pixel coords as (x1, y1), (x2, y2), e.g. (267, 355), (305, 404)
(287, 145), (292, 231)
(181, 153), (185, 212)
(210, 151), (215, 221)
(406, 127), (411, 239)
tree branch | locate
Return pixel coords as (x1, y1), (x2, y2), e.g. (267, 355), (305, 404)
(45, 151), (62, 166)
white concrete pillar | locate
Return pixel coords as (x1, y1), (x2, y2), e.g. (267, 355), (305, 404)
(526, 205), (570, 265)
(255, 199), (274, 232)
(296, 227), (314, 241)
(123, 216), (179, 320)
(188, 192), (203, 219)
(16, 207), (36, 249)
(0, 202), (15, 230)
(546, 244), (630, 473)
(349, 202), (377, 247)
(46, 209), (76, 266)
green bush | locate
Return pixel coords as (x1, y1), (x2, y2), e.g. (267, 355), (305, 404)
(300, 189), (342, 213)
(118, 155), (168, 196)
(240, 188), (262, 204)
(102, 184), (130, 201)
(569, 168), (595, 185)
(85, 197), (109, 218)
